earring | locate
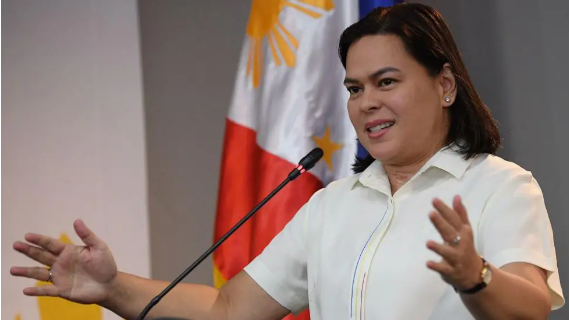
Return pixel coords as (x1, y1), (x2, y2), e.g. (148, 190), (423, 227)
(445, 96), (451, 103)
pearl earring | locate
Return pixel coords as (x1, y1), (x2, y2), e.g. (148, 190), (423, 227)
(445, 96), (451, 103)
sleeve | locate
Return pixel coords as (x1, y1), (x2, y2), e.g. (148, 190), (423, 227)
(477, 170), (565, 310)
(243, 189), (323, 314)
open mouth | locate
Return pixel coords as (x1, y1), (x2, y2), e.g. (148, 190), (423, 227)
(367, 121), (395, 133)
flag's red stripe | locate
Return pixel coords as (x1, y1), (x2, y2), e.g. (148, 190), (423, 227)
(214, 119), (322, 319)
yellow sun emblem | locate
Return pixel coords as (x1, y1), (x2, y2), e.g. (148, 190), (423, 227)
(14, 234), (103, 320)
(245, 0), (334, 87)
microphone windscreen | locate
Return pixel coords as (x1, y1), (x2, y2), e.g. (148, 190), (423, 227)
(299, 147), (324, 170)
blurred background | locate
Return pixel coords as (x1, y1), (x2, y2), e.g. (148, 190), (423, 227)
(3, 0), (568, 319)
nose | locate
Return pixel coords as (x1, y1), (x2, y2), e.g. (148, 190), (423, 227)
(358, 87), (381, 113)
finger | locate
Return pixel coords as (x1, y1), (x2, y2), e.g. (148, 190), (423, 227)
(427, 240), (458, 264)
(74, 219), (104, 249)
(432, 198), (463, 229)
(427, 260), (454, 275)
(453, 195), (470, 225)
(13, 241), (57, 266)
(10, 266), (51, 282)
(23, 285), (59, 297)
(24, 233), (66, 255)
(429, 211), (458, 243)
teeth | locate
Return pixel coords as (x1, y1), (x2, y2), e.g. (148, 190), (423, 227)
(369, 122), (394, 132)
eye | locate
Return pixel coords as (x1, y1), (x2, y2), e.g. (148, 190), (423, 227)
(346, 86), (361, 95)
(378, 78), (397, 87)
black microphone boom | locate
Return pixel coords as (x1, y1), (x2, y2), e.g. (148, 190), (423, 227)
(136, 147), (324, 320)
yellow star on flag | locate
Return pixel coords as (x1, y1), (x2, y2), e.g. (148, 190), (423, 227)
(312, 126), (343, 171)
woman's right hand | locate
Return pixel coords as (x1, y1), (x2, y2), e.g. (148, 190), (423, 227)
(10, 219), (118, 305)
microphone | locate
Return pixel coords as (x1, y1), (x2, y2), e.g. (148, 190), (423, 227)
(137, 147), (324, 320)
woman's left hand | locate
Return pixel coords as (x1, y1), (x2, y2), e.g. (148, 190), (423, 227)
(426, 195), (483, 291)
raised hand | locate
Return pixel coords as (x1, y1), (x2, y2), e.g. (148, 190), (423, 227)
(426, 195), (483, 291)
(10, 219), (118, 304)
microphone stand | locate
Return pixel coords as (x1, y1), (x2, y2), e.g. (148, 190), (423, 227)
(137, 148), (324, 320)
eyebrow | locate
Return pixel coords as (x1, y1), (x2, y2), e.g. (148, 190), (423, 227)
(343, 67), (401, 85)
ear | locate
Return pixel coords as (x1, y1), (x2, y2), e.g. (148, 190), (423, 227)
(439, 63), (457, 107)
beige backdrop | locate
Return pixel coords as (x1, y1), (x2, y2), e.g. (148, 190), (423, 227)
(3, 1), (149, 319)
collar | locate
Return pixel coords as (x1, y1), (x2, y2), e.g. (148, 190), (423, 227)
(427, 144), (474, 179)
(354, 144), (475, 192)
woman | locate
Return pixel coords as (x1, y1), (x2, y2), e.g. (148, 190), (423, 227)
(10, 3), (564, 320)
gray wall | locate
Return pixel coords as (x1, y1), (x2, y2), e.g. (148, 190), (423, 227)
(138, 0), (568, 318)
(138, 0), (251, 284)
(415, 1), (568, 318)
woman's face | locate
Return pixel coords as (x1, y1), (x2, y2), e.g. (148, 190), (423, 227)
(345, 34), (454, 166)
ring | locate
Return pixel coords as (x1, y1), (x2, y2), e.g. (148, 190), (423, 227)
(47, 270), (53, 283)
(452, 235), (461, 246)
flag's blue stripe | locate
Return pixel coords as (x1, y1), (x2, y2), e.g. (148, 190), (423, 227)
(355, 0), (402, 160)
(359, 0), (401, 18)
(356, 142), (369, 159)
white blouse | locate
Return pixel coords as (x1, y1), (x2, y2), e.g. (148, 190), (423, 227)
(244, 146), (564, 319)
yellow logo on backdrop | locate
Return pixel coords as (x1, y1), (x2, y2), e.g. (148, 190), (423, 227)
(245, 0), (334, 87)
(15, 234), (103, 320)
